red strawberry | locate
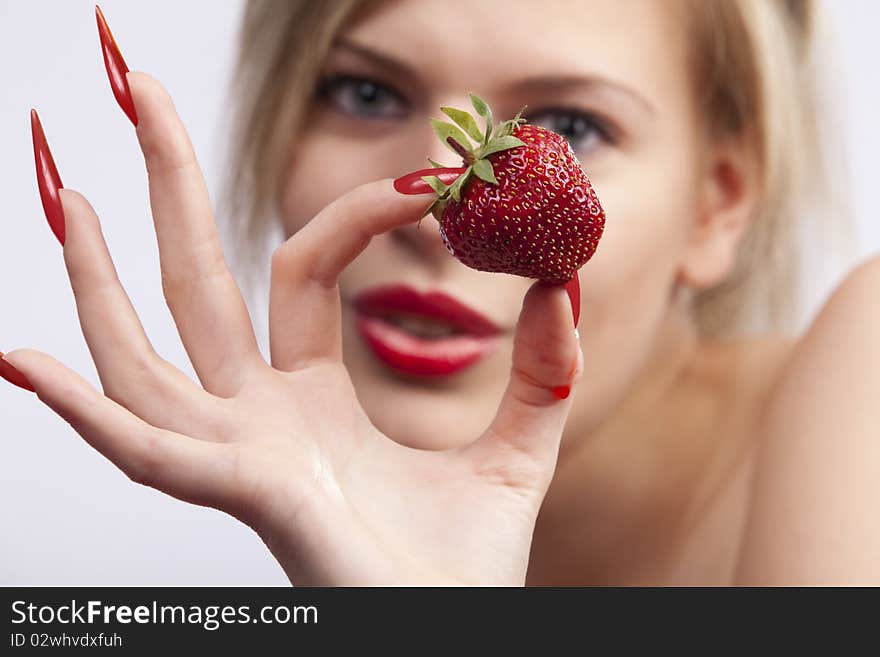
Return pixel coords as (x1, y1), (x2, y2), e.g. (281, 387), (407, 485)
(419, 94), (605, 285)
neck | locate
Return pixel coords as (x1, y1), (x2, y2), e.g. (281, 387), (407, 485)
(529, 304), (731, 584)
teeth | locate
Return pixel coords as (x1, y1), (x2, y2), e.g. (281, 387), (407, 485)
(386, 315), (459, 338)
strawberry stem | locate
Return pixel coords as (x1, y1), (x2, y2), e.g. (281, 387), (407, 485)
(446, 137), (474, 165)
(421, 96), (528, 217)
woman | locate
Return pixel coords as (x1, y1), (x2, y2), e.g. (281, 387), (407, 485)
(3, 0), (878, 585)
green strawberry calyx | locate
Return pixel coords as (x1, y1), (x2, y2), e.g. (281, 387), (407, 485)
(421, 93), (527, 220)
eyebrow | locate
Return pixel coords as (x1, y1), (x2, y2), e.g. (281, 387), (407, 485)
(507, 75), (656, 115)
(332, 40), (655, 115)
(332, 39), (420, 82)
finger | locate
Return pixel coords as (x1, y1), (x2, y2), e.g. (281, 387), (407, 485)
(269, 178), (435, 371)
(2, 349), (244, 515)
(59, 189), (226, 438)
(128, 71), (261, 396)
(466, 281), (582, 484)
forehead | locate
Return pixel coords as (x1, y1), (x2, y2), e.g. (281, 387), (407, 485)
(343, 0), (688, 99)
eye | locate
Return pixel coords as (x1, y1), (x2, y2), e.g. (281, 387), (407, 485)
(526, 109), (613, 153)
(315, 74), (408, 120)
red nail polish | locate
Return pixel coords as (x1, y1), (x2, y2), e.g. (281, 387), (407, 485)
(552, 385), (570, 400)
(0, 353), (35, 393)
(30, 109), (66, 246)
(564, 271), (581, 328)
(96, 5), (138, 126)
(393, 167), (466, 195)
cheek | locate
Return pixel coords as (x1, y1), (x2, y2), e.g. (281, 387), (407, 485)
(575, 141), (699, 371)
(279, 126), (431, 238)
(280, 135), (373, 237)
(583, 136), (700, 316)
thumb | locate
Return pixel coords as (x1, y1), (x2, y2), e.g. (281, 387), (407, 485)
(467, 276), (583, 479)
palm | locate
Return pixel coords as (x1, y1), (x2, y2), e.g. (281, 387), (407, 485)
(201, 363), (549, 585)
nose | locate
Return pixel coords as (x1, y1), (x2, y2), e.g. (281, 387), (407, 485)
(389, 200), (454, 266)
(390, 102), (475, 266)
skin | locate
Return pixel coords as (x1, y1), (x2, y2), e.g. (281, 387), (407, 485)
(5, 0), (880, 585)
(279, 0), (880, 584)
(284, 0), (745, 452)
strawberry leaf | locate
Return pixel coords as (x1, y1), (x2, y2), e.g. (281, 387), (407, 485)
(423, 197), (444, 220)
(494, 110), (526, 140)
(495, 122), (514, 139)
(429, 198), (447, 222)
(480, 135), (526, 158)
(427, 158), (446, 168)
(447, 167), (473, 202)
(469, 93), (494, 146)
(472, 158), (498, 185)
(430, 119), (474, 157)
(420, 175), (450, 196)
(441, 107), (485, 144)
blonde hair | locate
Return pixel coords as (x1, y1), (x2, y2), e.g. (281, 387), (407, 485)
(225, 0), (837, 335)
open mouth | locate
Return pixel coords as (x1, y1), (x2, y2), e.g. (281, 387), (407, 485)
(351, 285), (502, 377)
(377, 313), (466, 339)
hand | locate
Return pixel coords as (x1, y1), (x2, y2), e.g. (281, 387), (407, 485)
(3, 72), (582, 586)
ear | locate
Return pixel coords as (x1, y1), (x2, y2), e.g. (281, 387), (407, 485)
(678, 134), (760, 290)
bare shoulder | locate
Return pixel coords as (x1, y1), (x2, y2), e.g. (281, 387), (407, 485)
(734, 256), (880, 585)
(789, 256), (880, 363)
(725, 255), (880, 397)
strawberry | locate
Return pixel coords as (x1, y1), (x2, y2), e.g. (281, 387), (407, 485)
(419, 94), (605, 285)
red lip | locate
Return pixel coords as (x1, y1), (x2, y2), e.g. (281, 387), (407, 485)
(352, 285), (502, 377)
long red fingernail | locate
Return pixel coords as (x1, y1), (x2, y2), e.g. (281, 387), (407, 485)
(564, 271), (581, 328)
(552, 385), (570, 400)
(0, 353), (35, 393)
(30, 109), (66, 245)
(393, 167), (466, 195)
(96, 5), (138, 126)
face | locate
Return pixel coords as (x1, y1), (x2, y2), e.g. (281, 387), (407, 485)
(279, 0), (721, 449)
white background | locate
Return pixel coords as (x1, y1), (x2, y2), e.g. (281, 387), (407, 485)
(1, 0), (878, 584)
